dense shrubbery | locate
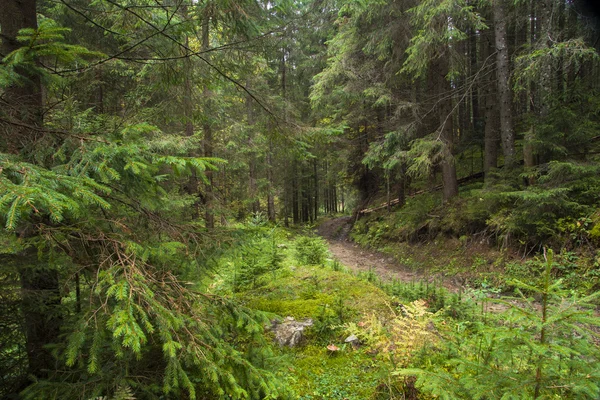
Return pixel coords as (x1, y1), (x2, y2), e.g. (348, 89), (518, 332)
(354, 159), (600, 252)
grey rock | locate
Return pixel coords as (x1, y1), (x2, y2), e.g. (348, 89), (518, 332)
(344, 334), (359, 344)
(270, 317), (313, 347)
(345, 334), (360, 349)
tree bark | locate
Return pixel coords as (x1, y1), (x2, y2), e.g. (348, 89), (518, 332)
(201, 14), (215, 229)
(435, 58), (459, 201)
(181, 23), (201, 218)
(397, 164), (406, 208)
(292, 160), (299, 224)
(267, 140), (276, 222)
(313, 158), (318, 220)
(0, 0), (43, 155)
(494, 0), (516, 168)
(481, 28), (499, 175)
(246, 82), (260, 214)
(1, 0), (62, 381)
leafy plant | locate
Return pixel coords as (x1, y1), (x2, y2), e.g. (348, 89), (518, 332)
(345, 300), (437, 369)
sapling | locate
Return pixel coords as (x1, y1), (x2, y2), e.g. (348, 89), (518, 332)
(397, 248), (600, 399)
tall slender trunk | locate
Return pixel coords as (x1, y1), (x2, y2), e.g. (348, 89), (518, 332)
(494, 0), (516, 168)
(435, 58), (458, 201)
(182, 29), (200, 218)
(201, 15), (214, 229)
(1, 0), (43, 155)
(397, 164), (406, 208)
(94, 69), (104, 114)
(267, 140), (276, 222)
(247, 82), (260, 214)
(283, 176), (290, 227)
(481, 27), (499, 175)
(1, 0), (62, 381)
(313, 158), (318, 220)
(292, 160), (299, 224)
(470, 28), (482, 138)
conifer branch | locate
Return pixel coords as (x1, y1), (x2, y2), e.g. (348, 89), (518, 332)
(0, 116), (109, 143)
(101, 0), (281, 123)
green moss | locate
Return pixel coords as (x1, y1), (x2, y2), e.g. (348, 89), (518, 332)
(241, 265), (392, 319)
(286, 345), (389, 399)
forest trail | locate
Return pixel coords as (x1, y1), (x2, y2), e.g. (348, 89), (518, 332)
(317, 217), (461, 291)
(317, 217), (515, 313)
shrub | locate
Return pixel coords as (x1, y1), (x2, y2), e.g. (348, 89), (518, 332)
(399, 249), (600, 399)
(294, 236), (328, 266)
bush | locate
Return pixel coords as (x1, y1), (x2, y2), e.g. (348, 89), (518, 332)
(294, 236), (328, 266)
(399, 249), (600, 399)
(231, 230), (285, 291)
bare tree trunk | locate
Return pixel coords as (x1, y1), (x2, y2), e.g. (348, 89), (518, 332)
(246, 82), (260, 214)
(283, 177), (290, 227)
(201, 15), (214, 229)
(313, 158), (318, 220)
(0, 0), (43, 155)
(397, 164), (406, 208)
(481, 27), (499, 175)
(435, 58), (459, 201)
(94, 69), (104, 114)
(182, 25), (200, 218)
(470, 28), (482, 139)
(494, 0), (516, 168)
(267, 140), (276, 222)
(292, 160), (299, 224)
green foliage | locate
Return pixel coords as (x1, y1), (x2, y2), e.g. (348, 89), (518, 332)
(0, 15), (287, 399)
(294, 236), (329, 266)
(345, 300), (436, 368)
(514, 38), (599, 94)
(230, 229), (285, 291)
(401, 0), (487, 80)
(480, 161), (600, 247)
(352, 193), (442, 246)
(386, 280), (455, 314)
(291, 345), (387, 400)
(399, 249), (600, 399)
(16, 237), (292, 400)
(2, 17), (104, 87)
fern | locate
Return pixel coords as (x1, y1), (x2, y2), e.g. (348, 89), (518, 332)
(398, 249), (600, 399)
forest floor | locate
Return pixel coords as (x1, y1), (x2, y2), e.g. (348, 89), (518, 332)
(317, 216), (461, 291)
(317, 216), (513, 313)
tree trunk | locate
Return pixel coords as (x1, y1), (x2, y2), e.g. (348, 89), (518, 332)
(1, 0), (62, 381)
(267, 140), (276, 222)
(246, 82), (260, 214)
(482, 28), (499, 175)
(292, 160), (299, 224)
(19, 248), (61, 380)
(494, 0), (516, 168)
(397, 164), (406, 208)
(313, 158), (318, 220)
(470, 28), (482, 139)
(182, 27), (200, 219)
(201, 15), (214, 229)
(0, 0), (43, 155)
(435, 58), (459, 201)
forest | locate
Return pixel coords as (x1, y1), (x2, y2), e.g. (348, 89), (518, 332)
(2, 0), (600, 398)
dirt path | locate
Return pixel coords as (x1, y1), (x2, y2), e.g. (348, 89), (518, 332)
(318, 218), (524, 313)
(317, 217), (460, 292)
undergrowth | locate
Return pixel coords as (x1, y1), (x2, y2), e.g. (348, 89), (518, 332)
(207, 225), (600, 399)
